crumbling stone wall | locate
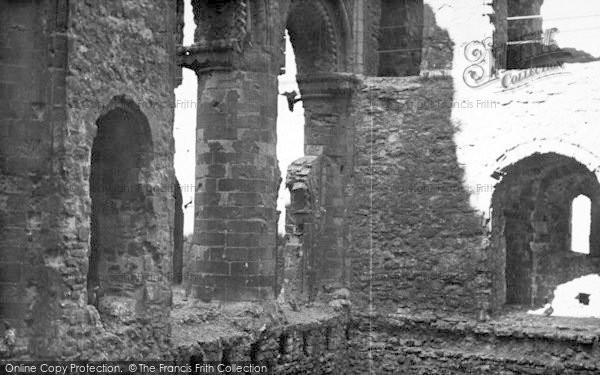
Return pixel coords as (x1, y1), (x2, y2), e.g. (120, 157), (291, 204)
(347, 111), (600, 373)
(284, 156), (323, 300)
(421, 3), (454, 75)
(351, 311), (600, 374)
(3, 0), (600, 372)
(65, 0), (177, 357)
(171, 303), (351, 375)
(1, 0), (178, 359)
(349, 76), (488, 316)
(344, 0), (600, 372)
(0, 0), (73, 357)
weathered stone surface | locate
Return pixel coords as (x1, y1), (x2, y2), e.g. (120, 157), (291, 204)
(2, 1), (600, 373)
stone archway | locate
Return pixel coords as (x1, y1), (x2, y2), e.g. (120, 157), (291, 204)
(490, 152), (600, 309)
(282, 0), (357, 299)
(179, 0), (355, 302)
(287, 0), (341, 74)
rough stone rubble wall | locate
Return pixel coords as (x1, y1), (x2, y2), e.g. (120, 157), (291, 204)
(172, 310), (351, 375)
(284, 156), (323, 300)
(63, 0), (177, 356)
(2, 0), (600, 371)
(349, 76), (489, 316)
(1, 0), (178, 359)
(0, 0), (70, 356)
(345, 0), (600, 372)
(346, 73), (600, 374)
(351, 311), (600, 374)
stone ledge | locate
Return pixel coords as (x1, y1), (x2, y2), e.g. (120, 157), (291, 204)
(169, 295), (350, 372)
(386, 310), (600, 343)
(354, 310), (600, 372)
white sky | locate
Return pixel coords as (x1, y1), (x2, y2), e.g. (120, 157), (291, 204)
(571, 195), (591, 254)
(542, 0), (600, 57)
(172, 1), (196, 235)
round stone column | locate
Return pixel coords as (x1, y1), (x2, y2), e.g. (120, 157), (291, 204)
(178, 41), (279, 301)
(192, 69), (278, 301)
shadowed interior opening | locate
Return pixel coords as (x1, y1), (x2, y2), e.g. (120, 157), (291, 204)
(88, 103), (153, 304)
(491, 152), (600, 309)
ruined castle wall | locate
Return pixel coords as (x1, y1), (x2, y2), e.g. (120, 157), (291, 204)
(346, 1), (600, 372)
(347, 75), (489, 373)
(447, 2), (600, 312)
(349, 76), (488, 316)
(421, 2), (454, 74)
(36, 0), (178, 359)
(284, 156), (324, 300)
(172, 308), (351, 374)
(412, 0), (600, 310)
(3, 0), (600, 367)
(347, 72), (600, 372)
(350, 311), (600, 374)
(428, 0), (600, 203)
(0, 0), (69, 357)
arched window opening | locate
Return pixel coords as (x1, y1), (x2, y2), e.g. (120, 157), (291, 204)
(490, 153), (600, 313)
(377, 0), (423, 76)
(88, 102), (152, 305)
(571, 195), (591, 255)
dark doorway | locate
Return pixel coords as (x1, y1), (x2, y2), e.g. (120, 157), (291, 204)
(88, 99), (152, 304)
